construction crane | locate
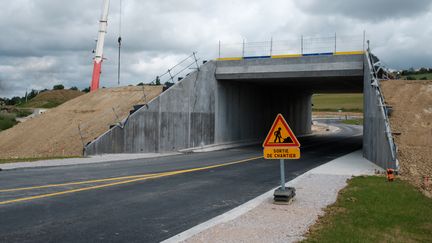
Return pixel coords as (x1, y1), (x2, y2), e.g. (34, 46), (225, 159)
(90, 0), (111, 92)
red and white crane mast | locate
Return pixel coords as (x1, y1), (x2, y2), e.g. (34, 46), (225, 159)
(90, 0), (110, 92)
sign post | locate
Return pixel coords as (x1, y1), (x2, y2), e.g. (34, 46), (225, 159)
(280, 159), (285, 191)
(263, 114), (301, 203)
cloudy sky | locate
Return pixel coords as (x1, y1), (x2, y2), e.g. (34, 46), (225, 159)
(1, 0), (431, 97)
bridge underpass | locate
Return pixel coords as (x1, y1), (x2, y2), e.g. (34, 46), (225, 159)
(214, 54), (363, 144)
(85, 52), (396, 169)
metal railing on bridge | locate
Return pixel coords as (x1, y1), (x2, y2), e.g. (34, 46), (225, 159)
(217, 33), (366, 60)
(145, 52), (201, 85)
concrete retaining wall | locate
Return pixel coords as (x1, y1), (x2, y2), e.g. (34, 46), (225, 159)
(85, 61), (217, 155)
(363, 55), (396, 169)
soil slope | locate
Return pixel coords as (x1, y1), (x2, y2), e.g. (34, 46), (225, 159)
(381, 80), (432, 194)
(22, 89), (84, 108)
(0, 86), (163, 159)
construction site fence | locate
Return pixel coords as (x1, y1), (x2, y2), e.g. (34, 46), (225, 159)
(146, 52), (201, 86)
(218, 33), (366, 59)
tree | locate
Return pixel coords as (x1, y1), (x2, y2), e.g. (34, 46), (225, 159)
(53, 84), (64, 90)
(8, 96), (22, 105)
(82, 87), (90, 93)
(155, 76), (161, 85)
(419, 68), (428, 74)
(70, 86), (78, 91)
(137, 82), (144, 86)
(27, 89), (39, 100)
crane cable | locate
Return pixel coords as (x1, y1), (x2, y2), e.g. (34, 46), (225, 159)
(117, 0), (122, 86)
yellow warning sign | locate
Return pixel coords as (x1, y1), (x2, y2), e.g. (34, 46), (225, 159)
(264, 147), (300, 159)
(263, 114), (301, 160)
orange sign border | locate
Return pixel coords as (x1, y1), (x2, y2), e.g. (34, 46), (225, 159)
(262, 114), (301, 148)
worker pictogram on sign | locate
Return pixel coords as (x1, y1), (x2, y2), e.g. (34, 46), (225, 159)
(263, 114), (300, 148)
(263, 114), (301, 160)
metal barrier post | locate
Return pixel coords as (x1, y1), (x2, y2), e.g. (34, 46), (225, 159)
(301, 35), (304, 55)
(218, 40), (221, 59)
(168, 69), (174, 83)
(242, 39), (245, 58)
(363, 30), (366, 52)
(193, 52), (200, 71)
(270, 37), (273, 56)
(334, 33), (337, 52)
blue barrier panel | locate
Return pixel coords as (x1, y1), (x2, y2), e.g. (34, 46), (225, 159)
(243, 56), (272, 60)
(302, 52), (334, 57)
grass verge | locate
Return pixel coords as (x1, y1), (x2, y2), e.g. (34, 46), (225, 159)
(312, 94), (363, 112)
(340, 119), (363, 125)
(303, 176), (432, 243)
(403, 73), (432, 80)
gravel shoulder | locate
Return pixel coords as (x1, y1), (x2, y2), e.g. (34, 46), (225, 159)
(165, 150), (383, 243)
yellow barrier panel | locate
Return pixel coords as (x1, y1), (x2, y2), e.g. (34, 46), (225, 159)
(271, 54), (302, 59)
(334, 51), (365, 55)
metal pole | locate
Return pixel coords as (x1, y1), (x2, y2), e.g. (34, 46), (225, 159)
(117, 0), (122, 86)
(270, 37), (273, 56)
(363, 30), (366, 52)
(242, 39), (245, 58)
(168, 69), (174, 83)
(334, 33), (337, 53)
(218, 40), (221, 59)
(280, 159), (286, 191)
(193, 52), (200, 71)
(301, 35), (303, 55)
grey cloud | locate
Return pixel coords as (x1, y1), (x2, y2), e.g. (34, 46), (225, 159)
(295, 0), (432, 21)
(0, 0), (431, 98)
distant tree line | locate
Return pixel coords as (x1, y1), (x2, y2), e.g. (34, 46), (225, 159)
(397, 67), (432, 81)
(401, 67), (432, 76)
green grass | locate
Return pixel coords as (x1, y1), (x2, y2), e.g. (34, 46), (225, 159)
(19, 100), (61, 108)
(0, 156), (81, 164)
(0, 113), (17, 131)
(15, 108), (33, 118)
(340, 119), (363, 125)
(303, 176), (432, 243)
(403, 73), (432, 80)
(312, 94), (363, 112)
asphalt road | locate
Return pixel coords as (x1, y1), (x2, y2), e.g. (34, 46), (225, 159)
(0, 121), (362, 243)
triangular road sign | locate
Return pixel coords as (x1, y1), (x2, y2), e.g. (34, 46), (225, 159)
(263, 114), (300, 148)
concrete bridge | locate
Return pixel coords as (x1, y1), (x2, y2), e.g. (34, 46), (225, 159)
(85, 51), (396, 169)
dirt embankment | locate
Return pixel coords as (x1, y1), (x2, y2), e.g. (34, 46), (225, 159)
(381, 80), (432, 195)
(0, 86), (163, 159)
(22, 89), (84, 108)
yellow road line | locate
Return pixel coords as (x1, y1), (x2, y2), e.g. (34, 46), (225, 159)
(0, 156), (263, 205)
(0, 172), (171, 193)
